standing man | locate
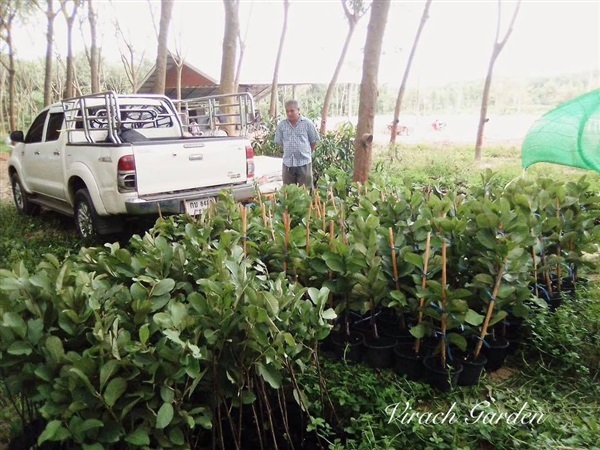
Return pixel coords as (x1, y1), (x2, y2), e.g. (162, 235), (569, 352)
(275, 100), (320, 187)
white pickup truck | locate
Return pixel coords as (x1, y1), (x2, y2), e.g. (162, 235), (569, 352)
(7, 91), (257, 239)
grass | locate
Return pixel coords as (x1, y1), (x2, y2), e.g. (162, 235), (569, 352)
(0, 143), (599, 448)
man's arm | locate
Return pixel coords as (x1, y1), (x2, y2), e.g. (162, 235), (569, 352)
(308, 122), (320, 151)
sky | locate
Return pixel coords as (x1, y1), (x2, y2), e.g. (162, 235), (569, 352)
(9, 0), (600, 88)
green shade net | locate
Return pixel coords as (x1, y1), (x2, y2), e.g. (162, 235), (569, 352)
(521, 89), (600, 172)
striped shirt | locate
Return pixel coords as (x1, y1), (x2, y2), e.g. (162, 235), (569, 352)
(275, 116), (320, 167)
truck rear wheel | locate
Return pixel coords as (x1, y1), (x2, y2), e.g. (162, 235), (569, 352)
(74, 189), (100, 241)
(11, 173), (40, 216)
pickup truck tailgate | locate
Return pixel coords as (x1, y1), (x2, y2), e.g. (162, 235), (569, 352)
(132, 139), (248, 196)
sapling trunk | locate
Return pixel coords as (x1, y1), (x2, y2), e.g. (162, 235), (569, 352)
(322, 204), (327, 231)
(531, 233), (539, 298)
(329, 188), (338, 214)
(415, 231), (431, 354)
(473, 258), (507, 359)
(370, 297), (379, 339)
(541, 243), (553, 296)
(440, 239), (448, 368)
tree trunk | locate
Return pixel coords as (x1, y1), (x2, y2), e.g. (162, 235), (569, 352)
(269, 0), (290, 118)
(321, 21), (356, 134)
(474, 0), (521, 160)
(60, 0), (79, 98)
(7, 16), (16, 131)
(88, 0), (100, 93)
(353, 0), (391, 183)
(390, 0), (432, 143)
(221, 0), (239, 135)
(0, 63), (6, 133)
(152, 0), (174, 94)
(233, 0), (252, 91)
(43, 0), (57, 106)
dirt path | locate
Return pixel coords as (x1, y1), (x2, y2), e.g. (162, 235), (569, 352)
(0, 153), (11, 202)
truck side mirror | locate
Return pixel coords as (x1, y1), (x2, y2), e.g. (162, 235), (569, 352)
(9, 131), (24, 143)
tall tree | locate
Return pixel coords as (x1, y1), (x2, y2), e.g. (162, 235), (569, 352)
(269, 0), (290, 118)
(34, 0), (59, 106)
(152, 0), (174, 94)
(220, 0), (239, 135)
(475, 0), (521, 160)
(353, 0), (391, 182)
(112, 3), (146, 93)
(389, 0), (432, 143)
(0, 0), (19, 130)
(86, 0), (100, 93)
(320, 0), (368, 134)
(233, 0), (253, 91)
(59, 0), (80, 98)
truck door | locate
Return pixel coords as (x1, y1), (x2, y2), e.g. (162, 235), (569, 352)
(41, 110), (67, 200)
(21, 110), (49, 193)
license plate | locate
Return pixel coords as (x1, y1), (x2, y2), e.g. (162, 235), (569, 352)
(184, 197), (214, 216)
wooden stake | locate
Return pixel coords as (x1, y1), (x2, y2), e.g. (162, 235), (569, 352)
(473, 258), (507, 359)
(440, 239), (448, 368)
(328, 189), (338, 214)
(415, 231), (431, 354)
(328, 220), (335, 308)
(321, 204), (327, 231)
(388, 228), (400, 291)
(261, 202), (268, 228)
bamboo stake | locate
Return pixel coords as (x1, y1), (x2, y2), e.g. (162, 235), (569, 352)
(261, 202), (268, 228)
(267, 204), (275, 242)
(473, 258), (507, 359)
(321, 204), (327, 231)
(440, 239), (448, 368)
(531, 234), (539, 299)
(415, 231), (431, 354)
(388, 227), (406, 332)
(306, 203), (313, 254)
(240, 204), (247, 256)
(556, 198), (562, 293)
(328, 220), (335, 308)
(328, 189), (338, 214)
(283, 212), (290, 274)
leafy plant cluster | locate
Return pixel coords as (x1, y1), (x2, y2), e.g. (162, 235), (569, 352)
(0, 204), (335, 449)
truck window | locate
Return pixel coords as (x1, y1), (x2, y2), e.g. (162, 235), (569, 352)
(25, 110), (49, 144)
(45, 112), (65, 141)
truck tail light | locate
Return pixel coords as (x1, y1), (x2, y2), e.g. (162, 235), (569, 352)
(117, 154), (136, 192)
(246, 145), (254, 179)
(118, 155), (136, 172)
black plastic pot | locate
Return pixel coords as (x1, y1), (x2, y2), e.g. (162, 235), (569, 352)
(393, 342), (426, 381)
(545, 292), (563, 312)
(364, 336), (397, 369)
(483, 337), (509, 371)
(423, 356), (463, 392)
(457, 354), (487, 386)
(331, 331), (365, 363)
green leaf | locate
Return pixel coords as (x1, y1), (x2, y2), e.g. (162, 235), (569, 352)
(323, 253), (344, 273)
(7, 341), (32, 355)
(38, 420), (62, 445)
(45, 336), (65, 362)
(152, 279), (176, 297)
(130, 283), (147, 301)
(78, 419), (104, 433)
(257, 363), (282, 389)
(446, 333), (467, 352)
(104, 377), (127, 408)
(169, 427), (185, 445)
(3, 312), (27, 339)
(139, 324), (150, 345)
(82, 444), (105, 450)
(125, 428), (150, 446)
(488, 310), (508, 327)
(404, 252), (423, 269)
(156, 403), (174, 429)
(465, 310), (484, 326)
(409, 323), (426, 339)
(321, 308), (337, 321)
(100, 360), (120, 390)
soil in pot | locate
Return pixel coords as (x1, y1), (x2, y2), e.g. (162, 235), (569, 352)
(331, 331), (365, 363)
(423, 356), (463, 392)
(393, 342), (427, 381)
(364, 336), (397, 369)
(457, 354), (488, 386)
(483, 337), (510, 371)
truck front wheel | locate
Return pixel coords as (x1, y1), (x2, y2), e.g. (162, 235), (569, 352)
(11, 173), (40, 216)
(74, 189), (100, 241)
